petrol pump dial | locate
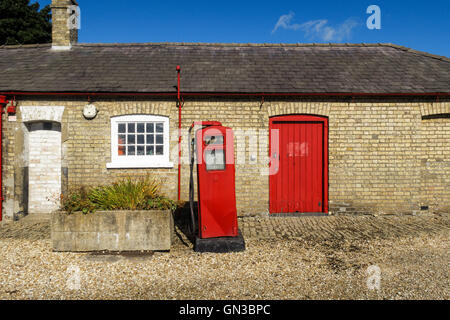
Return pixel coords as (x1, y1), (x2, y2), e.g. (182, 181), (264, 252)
(204, 134), (225, 171)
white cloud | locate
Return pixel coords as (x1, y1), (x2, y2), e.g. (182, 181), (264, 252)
(272, 12), (359, 42)
(272, 12), (301, 34)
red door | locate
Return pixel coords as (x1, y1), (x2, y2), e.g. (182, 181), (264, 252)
(269, 115), (328, 214)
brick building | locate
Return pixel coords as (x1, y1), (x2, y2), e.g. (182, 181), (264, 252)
(0, 0), (449, 220)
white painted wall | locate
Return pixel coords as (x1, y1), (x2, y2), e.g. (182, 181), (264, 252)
(28, 123), (62, 213)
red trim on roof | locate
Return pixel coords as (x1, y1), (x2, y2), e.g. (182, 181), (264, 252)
(0, 91), (449, 97)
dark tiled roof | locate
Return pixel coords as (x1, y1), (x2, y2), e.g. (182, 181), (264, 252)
(0, 43), (448, 94)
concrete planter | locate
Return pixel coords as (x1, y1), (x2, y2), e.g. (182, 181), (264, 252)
(51, 210), (173, 252)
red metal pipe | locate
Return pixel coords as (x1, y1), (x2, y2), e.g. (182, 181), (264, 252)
(177, 65), (182, 202)
(0, 95), (6, 222)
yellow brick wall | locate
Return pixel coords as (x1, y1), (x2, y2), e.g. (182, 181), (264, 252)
(2, 97), (449, 219)
(328, 102), (424, 214)
(418, 114), (450, 212)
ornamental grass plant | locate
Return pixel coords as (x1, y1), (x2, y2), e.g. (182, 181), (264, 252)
(62, 176), (177, 214)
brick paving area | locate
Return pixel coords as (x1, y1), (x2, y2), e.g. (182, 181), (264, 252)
(237, 213), (450, 241)
(1, 212), (449, 244)
(169, 212), (450, 250)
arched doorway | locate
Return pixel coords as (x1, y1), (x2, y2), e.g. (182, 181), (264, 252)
(21, 106), (64, 214)
(26, 121), (62, 213)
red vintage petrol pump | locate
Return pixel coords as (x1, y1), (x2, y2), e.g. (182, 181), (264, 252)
(188, 121), (245, 253)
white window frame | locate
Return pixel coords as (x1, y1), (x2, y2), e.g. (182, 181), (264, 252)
(106, 115), (173, 169)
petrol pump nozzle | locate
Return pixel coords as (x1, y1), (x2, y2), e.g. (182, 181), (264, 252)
(188, 125), (197, 235)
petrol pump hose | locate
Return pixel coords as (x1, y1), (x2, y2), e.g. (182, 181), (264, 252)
(188, 126), (197, 235)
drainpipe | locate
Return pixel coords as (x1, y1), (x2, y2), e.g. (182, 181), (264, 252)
(177, 66), (182, 202)
(0, 95), (7, 222)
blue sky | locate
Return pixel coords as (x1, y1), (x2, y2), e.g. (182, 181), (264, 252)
(36, 0), (449, 57)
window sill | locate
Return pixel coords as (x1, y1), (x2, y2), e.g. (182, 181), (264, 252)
(106, 161), (174, 169)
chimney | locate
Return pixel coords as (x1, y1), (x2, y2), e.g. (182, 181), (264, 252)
(51, 0), (79, 50)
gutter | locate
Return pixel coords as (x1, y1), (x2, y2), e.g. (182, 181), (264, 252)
(0, 92), (449, 97)
(177, 66), (182, 202)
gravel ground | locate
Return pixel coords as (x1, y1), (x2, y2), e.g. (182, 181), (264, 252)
(0, 214), (448, 300)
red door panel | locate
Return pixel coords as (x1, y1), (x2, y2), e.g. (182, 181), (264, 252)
(269, 115), (328, 214)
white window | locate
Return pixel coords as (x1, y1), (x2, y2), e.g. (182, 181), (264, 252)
(107, 115), (173, 169)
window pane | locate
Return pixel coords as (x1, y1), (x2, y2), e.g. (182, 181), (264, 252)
(127, 135), (136, 144)
(137, 123), (145, 133)
(204, 135), (224, 145)
(156, 145), (164, 155)
(146, 134), (154, 144)
(137, 135), (145, 144)
(205, 148), (225, 171)
(146, 146), (154, 155)
(114, 118), (168, 159)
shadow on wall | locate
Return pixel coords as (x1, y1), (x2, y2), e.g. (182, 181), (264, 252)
(26, 122), (61, 132)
